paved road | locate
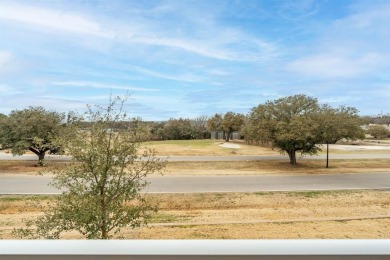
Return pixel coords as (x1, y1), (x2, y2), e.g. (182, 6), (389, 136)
(1, 153), (390, 162)
(1, 173), (389, 194)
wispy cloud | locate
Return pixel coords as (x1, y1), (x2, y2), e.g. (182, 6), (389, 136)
(0, 3), (111, 38)
(0, 51), (13, 67)
(0, 1), (388, 118)
(0, 2), (278, 62)
(287, 52), (382, 78)
(278, 0), (323, 20)
(286, 2), (389, 79)
(52, 81), (158, 92)
(127, 65), (205, 83)
(0, 84), (23, 95)
(0, 51), (23, 76)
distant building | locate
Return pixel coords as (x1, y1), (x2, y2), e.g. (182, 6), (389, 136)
(210, 131), (241, 140)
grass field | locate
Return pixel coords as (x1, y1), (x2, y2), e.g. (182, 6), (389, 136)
(143, 139), (390, 155)
(1, 190), (389, 239)
(144, 139), (280, 156)
(1, 158), (390, 176)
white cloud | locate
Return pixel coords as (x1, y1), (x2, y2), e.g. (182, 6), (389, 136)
(132, 36), (234, 61)
(0, 51), (13, 66)
(278, 0), (323, 20)
(333, 4), (390, 32)
(287, 52), (383, 78)
(0, 51), (24, 76)
(0, 2), (278, 62)
(320, 96), (356, 104)
(52, 81), (158, 92)
(0, 3), (112, 38)
(286, 3), (389, 79)
(128, 65), (205, 83)
(0, 84), (23, 95)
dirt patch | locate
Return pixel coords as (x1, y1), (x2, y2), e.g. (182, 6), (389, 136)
(145, 140), (279, 156)
(1, 190), (389, 239)
(219, 143), (241, 149)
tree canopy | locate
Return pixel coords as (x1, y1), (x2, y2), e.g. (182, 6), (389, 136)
(244, 94), (364, 165)
(207, 113), (223, 132)
(222, 112), (245, 142)
(317, 105), (365, 144)
(366, 125), (390, 139)
(0, 107), (64, 166)
(207, 112), (244, 141)
(159, 118), (194, 140)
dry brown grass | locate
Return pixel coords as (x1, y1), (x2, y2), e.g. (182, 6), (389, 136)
(1, 190), (389, 239)
(165, 159), (390, 175)
(0, 161), (36, 174)
(1, 158), (389, 176)
(135, 219), (390, 239)
(0, 161), (68, 175)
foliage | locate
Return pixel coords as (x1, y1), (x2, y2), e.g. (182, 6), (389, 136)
(317, 105), (365, 144)
(245, 95), (321, 164)
(207, 113), (224, 132)
(191, 115), (210, 139)
(154, 117), (210, 140)
(222, 112), (245, 142)
(245, 94), (364, 165)
(160, 118), (194, 140)
(208, 113), (244, 141)
(14, 96), (166, 239)
(366, 125), (390, 139)
(0, 107), (64, 166)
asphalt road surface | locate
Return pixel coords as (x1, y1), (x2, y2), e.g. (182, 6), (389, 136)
(0, 173), (389, 194)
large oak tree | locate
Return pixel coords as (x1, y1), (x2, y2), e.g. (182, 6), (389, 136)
(245, 94), (364, 165)
(0, 107), (64, 166)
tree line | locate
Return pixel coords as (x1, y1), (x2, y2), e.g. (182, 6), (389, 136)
(1, 94), (388, 166)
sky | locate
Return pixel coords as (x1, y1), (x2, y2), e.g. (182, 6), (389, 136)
(0, 0), (389, 121)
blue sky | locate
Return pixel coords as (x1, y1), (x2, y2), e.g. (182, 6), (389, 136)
(0, 0), (389, 121)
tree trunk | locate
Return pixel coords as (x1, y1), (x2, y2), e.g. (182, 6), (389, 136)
(225, 129), (232, 142)
(29, 148), (46, 166)
(287, 150), (297, 165)
(100, 187), (108, 239)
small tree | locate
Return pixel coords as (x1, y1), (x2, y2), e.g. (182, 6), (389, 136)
(161, 118), (194, 140)
(207, 113), (224, 139)
(0, 107), (64, 166)
(366, 125), (390, 139)
(192, 115), (210, 139)
(317, 106), (365, 168)
(15, 96), (165, 239)
(222, 112), (245, 142)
